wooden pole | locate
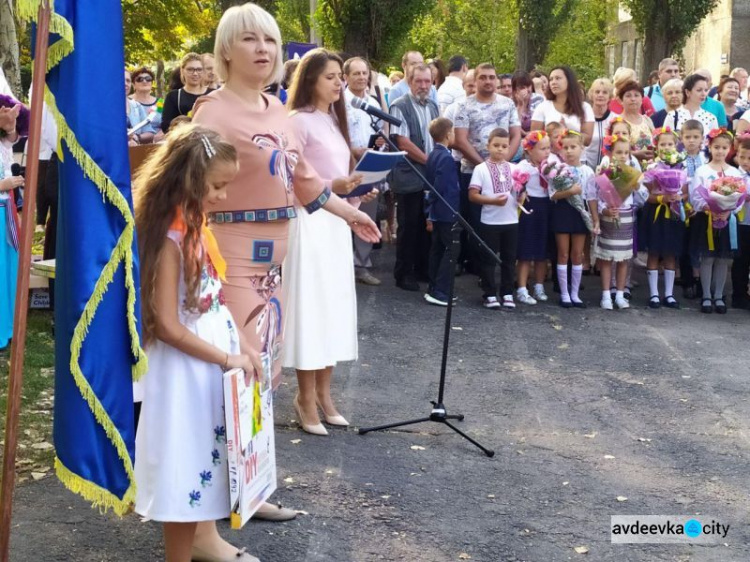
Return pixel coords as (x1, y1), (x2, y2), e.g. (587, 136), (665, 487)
(0, 3), (51, 560)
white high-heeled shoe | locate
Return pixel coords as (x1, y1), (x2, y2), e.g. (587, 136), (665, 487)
(293, 396), (328, 436)
(316, 401), (349, 427)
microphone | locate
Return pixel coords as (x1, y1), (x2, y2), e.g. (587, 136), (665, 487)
(350, 96), (402, 128)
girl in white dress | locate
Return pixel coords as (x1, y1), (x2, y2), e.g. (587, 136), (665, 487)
(133, 125), (263, 562)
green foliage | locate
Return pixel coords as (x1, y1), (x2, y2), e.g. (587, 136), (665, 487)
(122, 0), (219, 64)
(275, 0), (311, 44)
(408, 0), (516, 71)
(515, 0), (576, 69)
(543, 0), (610, 83)
(315, 0), (433, 67)
(622, 0), (719, 54)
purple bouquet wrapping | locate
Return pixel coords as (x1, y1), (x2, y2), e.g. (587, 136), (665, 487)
(643, 162), (687, 221)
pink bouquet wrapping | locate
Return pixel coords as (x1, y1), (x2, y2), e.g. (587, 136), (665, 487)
(643, 162), (687, 221)
(695, 177), (747, 229)
(540, 158), (593, 230)
(511, 168), (532, 215)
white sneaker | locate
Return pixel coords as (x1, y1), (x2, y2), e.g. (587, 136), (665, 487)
(483, 296), (500, 309)
(615, 296), (630, 309)
(502, 295), (516, 308)
(516, 290), (537, 305)
(600, 296), (613, 310)
(533, 285), (549, 302)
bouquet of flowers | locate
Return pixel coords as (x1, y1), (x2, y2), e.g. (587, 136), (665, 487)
(634, 132), (653, 152)
(540, 157), (593, 231)
(511, 168), (532, 215)
(643, 160), (688, 221)
(594, 161), (643, 228)
(695, 176), (747, 229)
(654, 148), (687, 167)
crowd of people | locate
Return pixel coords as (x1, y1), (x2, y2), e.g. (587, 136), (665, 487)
(3, 1), (750, 560)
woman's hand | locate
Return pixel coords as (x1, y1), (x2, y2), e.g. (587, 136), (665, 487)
(592, 222), (601, 235)
(359, 188), (379, 204)
(633, 148), (654, 162)
(570, 184), (583, 196)
(717, 211), (730, 222)
(603, 207), (619, 218)
(332, 173), (363, 195)
(348, 209), (381, 243)
(0, 176), (24, 192)
(0, 105), (20, 134)
(226, 352), (264, 386)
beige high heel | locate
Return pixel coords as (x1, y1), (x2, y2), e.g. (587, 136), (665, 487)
(316, 401), (349, 427)
(293, 395), (328, 436)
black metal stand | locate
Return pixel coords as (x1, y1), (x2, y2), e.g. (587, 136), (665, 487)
(357, 117), (496, 457)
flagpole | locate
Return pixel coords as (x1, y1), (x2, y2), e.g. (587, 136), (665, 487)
(0, 2), (51, 560)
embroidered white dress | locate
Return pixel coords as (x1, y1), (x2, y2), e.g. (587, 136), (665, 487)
(134, 231), (240, 522)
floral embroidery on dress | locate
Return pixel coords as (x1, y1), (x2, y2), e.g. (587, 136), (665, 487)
(245, 265), (283, 364)
(253, 132), (299, 193)
(214, 425), (226, 443)
(189, 490), (201, 507)
(211, 448), (221, 466)
(199, 470), (213, 488)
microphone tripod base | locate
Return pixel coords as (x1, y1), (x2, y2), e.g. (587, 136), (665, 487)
(358, 402), (495, 458)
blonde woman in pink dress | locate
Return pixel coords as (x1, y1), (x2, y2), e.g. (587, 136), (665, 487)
(283, 49), (372, 436)
(190, 4), (379, 559)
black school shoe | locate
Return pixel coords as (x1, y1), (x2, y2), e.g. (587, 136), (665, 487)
(714, 299), (727, 314)
(662, 296), (680, 309)
(700, 299), (713, 314)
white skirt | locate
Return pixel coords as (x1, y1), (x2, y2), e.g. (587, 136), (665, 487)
(282, 207), (358, 370)
(134, 308), (240, 522)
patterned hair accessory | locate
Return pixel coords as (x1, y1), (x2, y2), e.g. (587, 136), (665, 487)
(200, 134), (216, 159)
(652, 126), (678, 144)
(707, 127), (733, 141)
(602, 134), (629, 155)
(522, 130), (548, 152)
(607, 115), (631, 136)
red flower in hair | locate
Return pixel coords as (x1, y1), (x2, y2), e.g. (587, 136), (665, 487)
(707, 127), (733, 141)
(522, 130), (547, 152)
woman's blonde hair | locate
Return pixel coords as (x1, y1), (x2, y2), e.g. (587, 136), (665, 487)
(587, 77), (613, 103)
(134, 124), (237, 345)
(612, 67), (636, 91)
(662, 78), (684, 94)
(214, 2), (283, 85)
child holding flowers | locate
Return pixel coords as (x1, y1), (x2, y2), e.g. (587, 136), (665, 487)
(640, 127), (688, 308)
(591, 135), (648, 310)
(679, 120), (707, 298)
(689, 128), (745, 314)
(515, 130), (552, 305)
(543, 131), (594, 308)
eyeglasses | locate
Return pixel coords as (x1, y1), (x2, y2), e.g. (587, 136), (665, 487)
(185, 67), (203, 74)
(135, 76), (153, 83)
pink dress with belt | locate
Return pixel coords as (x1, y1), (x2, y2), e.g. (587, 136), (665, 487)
(192, 89), (331, 387)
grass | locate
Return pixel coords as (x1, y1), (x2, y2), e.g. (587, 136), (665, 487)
(0, 308), (56, 483)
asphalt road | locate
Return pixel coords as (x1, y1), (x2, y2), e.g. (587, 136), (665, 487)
(8, 244), (750, 561)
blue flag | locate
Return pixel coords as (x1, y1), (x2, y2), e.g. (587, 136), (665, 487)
(20, 1), (147, 514)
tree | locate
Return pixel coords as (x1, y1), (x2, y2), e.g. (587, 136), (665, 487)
(314, 0), (432, 67)
(515, 0), (576, 71)
(543, 0), (612, 83)
(0, 0), (21, 97)
(408, 0), (516, 71)
(622, 0), (719, 81)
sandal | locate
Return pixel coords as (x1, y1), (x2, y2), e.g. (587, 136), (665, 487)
(648, 296), (661, 309)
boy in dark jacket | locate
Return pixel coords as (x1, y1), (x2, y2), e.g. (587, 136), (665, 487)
(424, 117), (460, 306)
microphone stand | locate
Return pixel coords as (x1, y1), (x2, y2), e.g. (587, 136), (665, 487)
(358, 114), (499, 457)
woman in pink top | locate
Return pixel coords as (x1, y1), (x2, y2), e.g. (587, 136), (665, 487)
(191, 4), (379, 558)
(283, 49), (366, 436)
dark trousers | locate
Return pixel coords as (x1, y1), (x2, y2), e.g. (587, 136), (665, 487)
(428, 221), (456, 299)
(479, 223), (518, 298)
(394, 191), (430, 282)
(458, 172), (483, 271)
(731, 224), (750, 303)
